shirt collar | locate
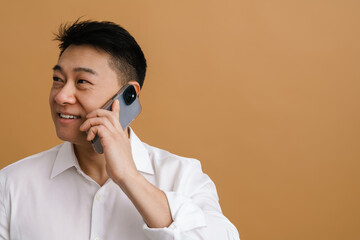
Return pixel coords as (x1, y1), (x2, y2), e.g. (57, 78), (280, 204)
(50, 128), (154, 179)
(129, 128), (154, 175)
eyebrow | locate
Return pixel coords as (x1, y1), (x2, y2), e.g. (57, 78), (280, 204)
(52, 65), (98, 75)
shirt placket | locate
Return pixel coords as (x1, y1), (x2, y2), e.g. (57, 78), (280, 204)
(90, 186), (105, 240)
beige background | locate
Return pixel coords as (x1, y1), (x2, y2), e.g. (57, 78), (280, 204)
(1, 0), (359, 239)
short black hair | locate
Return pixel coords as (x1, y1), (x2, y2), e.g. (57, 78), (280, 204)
(54, 19), (147, 88)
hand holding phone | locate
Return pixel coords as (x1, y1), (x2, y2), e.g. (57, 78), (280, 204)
(90, 84), (141, 154)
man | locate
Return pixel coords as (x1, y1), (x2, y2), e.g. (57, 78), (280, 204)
(0, 20), (240, 239)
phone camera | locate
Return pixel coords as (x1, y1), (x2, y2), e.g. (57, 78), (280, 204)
(123, 85), (136, 105)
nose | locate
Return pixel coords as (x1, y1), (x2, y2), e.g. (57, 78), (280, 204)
(54, 83), (76, 105)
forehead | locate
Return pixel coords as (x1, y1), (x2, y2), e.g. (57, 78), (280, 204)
(57, 44), (113, 73)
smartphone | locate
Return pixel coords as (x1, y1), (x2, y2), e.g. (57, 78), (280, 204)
(90, 84), (141, 154)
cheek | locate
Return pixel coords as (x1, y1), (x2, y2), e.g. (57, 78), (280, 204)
(49, 87), (58, 101)
(49, 92), (56, 108)
(81, 94), (111, 114)
(77, 97), (99, 115)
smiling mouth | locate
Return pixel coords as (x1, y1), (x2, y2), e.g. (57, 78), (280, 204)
(58, 113), (81, 119)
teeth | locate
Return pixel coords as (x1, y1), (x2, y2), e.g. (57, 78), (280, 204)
(59, 113), (80, 119)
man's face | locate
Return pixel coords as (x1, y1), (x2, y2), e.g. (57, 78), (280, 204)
(49, 44), (121, 145)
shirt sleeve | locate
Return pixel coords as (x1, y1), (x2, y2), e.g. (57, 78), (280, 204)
(142, 160), (240, 240)
(0, 170), (10, 240)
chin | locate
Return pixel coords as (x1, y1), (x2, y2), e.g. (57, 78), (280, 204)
(55, 129), (83, 144)
(56, 133), (76, 143)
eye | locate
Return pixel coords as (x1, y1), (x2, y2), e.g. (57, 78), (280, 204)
(77, 79), (90, 84)
(53, 76), (62, 82)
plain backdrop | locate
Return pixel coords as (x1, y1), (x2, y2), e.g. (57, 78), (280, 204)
(0, 0), (359, 239)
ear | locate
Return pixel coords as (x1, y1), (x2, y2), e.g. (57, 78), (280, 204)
(127, 81), (141, 96)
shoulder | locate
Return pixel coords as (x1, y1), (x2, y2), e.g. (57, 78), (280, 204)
(0, 144), (63, 181)
(142, 142), (220, 200)
(142, 142), (214, 190)
(144, 142), (202, 172)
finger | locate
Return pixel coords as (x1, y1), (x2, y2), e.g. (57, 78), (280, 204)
(86, 108), (113, 119)
(86, 125), (107, 141)
(112, 99), (120, 114)
(86, 108), (120, 127)
(80, 116), (115, 132)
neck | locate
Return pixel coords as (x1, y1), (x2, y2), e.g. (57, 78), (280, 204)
(73, 127), (130, 186)
(73, 141), (108, 186)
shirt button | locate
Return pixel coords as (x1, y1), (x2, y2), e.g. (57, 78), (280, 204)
(96, 194), (101, 201)
(94, 237), (100, 240)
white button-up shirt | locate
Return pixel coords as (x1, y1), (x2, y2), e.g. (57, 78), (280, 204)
(0, 129), (239, 240)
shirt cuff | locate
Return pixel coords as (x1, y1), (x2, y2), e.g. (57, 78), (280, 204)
(142, 191), (207, 240)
